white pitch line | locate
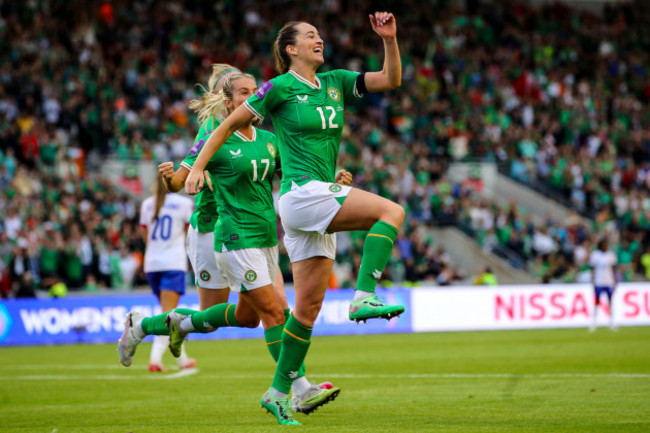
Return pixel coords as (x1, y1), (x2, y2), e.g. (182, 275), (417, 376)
(158, 368), (199, 379)
(0, 364), (125, 371)
(311, 373), (650, 379)
(2, 372), (649, 381)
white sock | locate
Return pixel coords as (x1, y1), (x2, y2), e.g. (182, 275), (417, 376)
(291, 376), (311, 397)
(178, 342), (189, 363)
(150, 335), (169, 364)
(271, 387), (289, 399)
(133, 319), (146, 339)
(179, 317), (195, 333)
(353, 290), (373, 301)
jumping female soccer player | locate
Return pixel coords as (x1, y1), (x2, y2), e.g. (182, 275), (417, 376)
(184, 12), (404, 425)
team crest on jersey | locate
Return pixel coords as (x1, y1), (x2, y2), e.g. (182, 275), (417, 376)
(329, 184), (342, 193)
(244, 270), (257, 283)
(200, 270), (211, 282)
(230, 149), (242, 158)
(266, 143), (276, 158)
(327, 87), (341, 102)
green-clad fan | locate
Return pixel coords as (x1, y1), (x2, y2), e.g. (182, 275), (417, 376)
(184, 12), (405, 425)
(118, 65), (342, 419)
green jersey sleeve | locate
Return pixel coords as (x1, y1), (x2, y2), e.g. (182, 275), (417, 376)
(181, 117), (219, 170)
(243, 76), (286, 121)
(183, 117), (220, 233)
(325, 69), (362, 101)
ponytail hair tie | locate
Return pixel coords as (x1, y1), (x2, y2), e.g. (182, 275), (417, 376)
(211, 68), (240, 92)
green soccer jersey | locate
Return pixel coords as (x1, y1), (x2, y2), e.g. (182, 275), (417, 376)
(244, 69), (361, 195)
(182, 117), (219, 233)
(188, 126), (280, 252)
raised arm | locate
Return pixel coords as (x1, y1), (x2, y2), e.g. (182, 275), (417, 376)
(185, 105), (256, 194)
(364, 12), (401, 92)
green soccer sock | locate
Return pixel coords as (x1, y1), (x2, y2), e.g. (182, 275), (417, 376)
(189, 303), (239, 332)
(355, 221), (399, 293)
(140, 308), (198, 336)
(264, 324), (284, 361)
(267, 320), (306, 378)
(271, 315), (312, 394)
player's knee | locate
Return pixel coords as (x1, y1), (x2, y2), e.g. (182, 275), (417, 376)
(239, 315), (261, 328)
(295, 299), (322, 324)
(382, 202), (405, 229)
(235, 309), (261, 328)
(393, 203), (406, 227)
(259, 308), (285, 328)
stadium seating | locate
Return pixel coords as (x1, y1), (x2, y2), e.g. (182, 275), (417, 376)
(2, 0), (649, 293)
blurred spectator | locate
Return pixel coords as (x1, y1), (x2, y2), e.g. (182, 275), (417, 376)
(473, 267), (498, 286)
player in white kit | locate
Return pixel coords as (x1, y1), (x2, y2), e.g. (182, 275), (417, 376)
(139, 175), (196, 371)
(589, 239), (618, 332)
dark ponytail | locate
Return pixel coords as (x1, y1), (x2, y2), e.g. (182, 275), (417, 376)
(273, 21), (302, 74)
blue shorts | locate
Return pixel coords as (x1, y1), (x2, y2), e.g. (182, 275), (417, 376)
(146, 271), (186, 296)
(594, 286), (614, 300)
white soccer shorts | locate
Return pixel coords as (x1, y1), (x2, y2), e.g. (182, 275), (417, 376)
(279, 180), (351, 262)
(186, 225), (228, 289)
(214, 246), (278, 292)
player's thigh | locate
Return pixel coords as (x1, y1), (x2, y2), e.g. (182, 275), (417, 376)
(197, 286), (230, 310)
(239, 283), (284, 329)
(291, 256), (334, 326)
(266, 248), (288, 310)
(327, 187), (404, 232)
(160, 271), (185, 310)
(232, 292), (261, 328)
(160, 290), (181, 312)
(274, 265), (289, 311)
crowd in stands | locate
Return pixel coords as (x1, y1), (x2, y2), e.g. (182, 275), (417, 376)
(0, 150), (146, 297)
(3, 0), (650, 294)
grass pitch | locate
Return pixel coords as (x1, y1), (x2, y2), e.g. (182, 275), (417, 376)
(1, 327), (649, 432)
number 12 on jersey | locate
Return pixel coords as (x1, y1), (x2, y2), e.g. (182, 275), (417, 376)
(316, 106), (339, 129)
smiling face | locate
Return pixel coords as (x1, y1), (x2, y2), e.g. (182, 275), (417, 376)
(289, 22), (324, 67)
(224, 76), (258, 114)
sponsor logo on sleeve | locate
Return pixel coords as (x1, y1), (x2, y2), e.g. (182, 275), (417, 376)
(255, 81), (274, 99)
(189, 139), (205, 156)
